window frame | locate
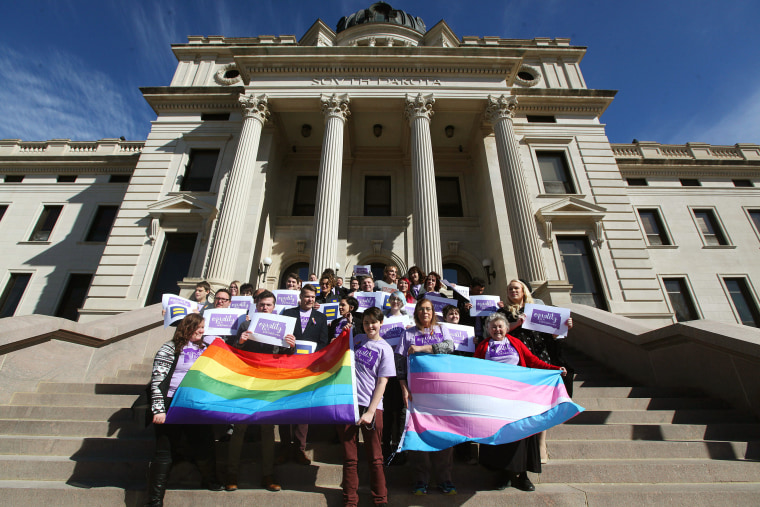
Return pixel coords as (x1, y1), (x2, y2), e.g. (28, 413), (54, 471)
(535, 150), (578, 195)
(0, 272), (33, 318)
(636, 207), (675, 247)
(660, 276), (700, 322)
(179, 148), (221, 192)
(54, 272), (94, 321)
(435, 176), (464, 218)
(292, 175), (319, 217)
(555, 235), (609, 310)
(84, 205), (119, 243)
(363, 175), (392, 217)
(745, 208), (760, 242)
(690, 207), (732, 248)
(28, 204), (64, 242)
(720, 276), (760, 327)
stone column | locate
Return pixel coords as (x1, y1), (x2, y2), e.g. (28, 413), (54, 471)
(310, 94), (350, 276)
(405, 93), (443, 275)
(485, 94), (547, 284)
(205, 93), (269, 284)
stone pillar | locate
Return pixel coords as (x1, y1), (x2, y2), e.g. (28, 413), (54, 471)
(405, 93), (443, 275)
(205, 93), (269, 284)
(310, 94), (350, 276)
(485, 94), (546, 284)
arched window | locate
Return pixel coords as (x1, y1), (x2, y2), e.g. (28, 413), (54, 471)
(442, 263), (471, 286)
(279, 262), (309, 289)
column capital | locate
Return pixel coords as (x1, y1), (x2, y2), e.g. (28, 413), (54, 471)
(405, 93), (435, 122)
(239, 93), (270, 123)
(485, 94), (518, 123)
(320, 93), (351, 121)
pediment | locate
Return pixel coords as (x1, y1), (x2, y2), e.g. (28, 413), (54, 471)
(537, 197), (606, 222)
(148, 193), (217, 217)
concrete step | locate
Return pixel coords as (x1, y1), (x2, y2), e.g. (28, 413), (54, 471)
(36, 382), (146, 395)
(0, 435), (153, 458)
(546, 440), (756, 460)
(9, 392), (141, 408)
(105, 370), (151, 383)
(573, 397), (727, 410)
(571, 385), (707, 398)
(548, 422), (760, 441)
(2, 480), (760, 507)
(0, 405), (135, 422)
(0, 419), (150, 438)
(569, 408), (756, 424)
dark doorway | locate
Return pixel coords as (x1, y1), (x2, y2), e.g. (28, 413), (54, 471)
(55, 273), (94, 321)
(147, 233), (198, 305)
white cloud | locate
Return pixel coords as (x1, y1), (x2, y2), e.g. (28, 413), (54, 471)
(668, 87), (760, 145)
(0, 47), (151, 141)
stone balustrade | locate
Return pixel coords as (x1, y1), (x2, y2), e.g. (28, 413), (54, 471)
(612, 141), (760, 161)
(0, 138), (144, 156)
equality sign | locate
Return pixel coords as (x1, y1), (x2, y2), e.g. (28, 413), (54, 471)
(379, 316), (408, 347)
(203, 309), (247, 336)
(162, 294), (199, 327)
(441, 323), (476, 353)
(522, 304), (570, 336)
(230, 296), (254, 312)
(272, 290), (299, 314)
(423, 294), (451, 316)
(442, 279), (470, 301)
(353, 265), (372, 276)
(248, 312), (297, 347)
(315, 302), (340, 322)
(469, 295), (501, 317)
(355, 291), (381, 311)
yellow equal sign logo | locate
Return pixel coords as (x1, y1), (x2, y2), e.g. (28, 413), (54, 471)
(295, 344), (312, 355)
(170, 306), (188, 318)
(324, 306), (337, 319)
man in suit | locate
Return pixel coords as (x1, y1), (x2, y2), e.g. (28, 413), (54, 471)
(279, 284), (329, 464)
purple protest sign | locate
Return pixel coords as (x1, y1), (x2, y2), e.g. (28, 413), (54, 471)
(442, 323), (476, 353)
(249, 313), (297, 347)
(522, 303), (570, 335)
(230, 296), (253, 311)
(203, 309), (247, 336)
(162, 293), (199, 327)
(273, 290), (299, 308)
(414, 329), (444, 346)
(355, 291), (380, 310)
(423, 294), (450, 316)
(353, 265), (371, 276)
(469, 295), (500, 317)
(379, 316), (407, 347)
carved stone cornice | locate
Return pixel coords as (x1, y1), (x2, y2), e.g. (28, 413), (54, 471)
(239, 93), (270, 123)
(485, 94), (517, 123)
(320, 93), (351, 121)
(404, 93), (435, 122)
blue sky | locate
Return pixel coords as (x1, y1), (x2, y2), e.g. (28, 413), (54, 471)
(1, 0), (758, 145)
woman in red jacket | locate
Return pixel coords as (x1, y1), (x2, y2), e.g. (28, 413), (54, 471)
(474, 312), (566, 492)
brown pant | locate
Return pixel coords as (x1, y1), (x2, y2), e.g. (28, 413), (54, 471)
(278, 423), (308, 452)
(338, 409), (386, 506)
(412, 447), (453, 484)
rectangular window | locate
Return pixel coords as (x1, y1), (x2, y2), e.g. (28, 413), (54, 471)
(557, 236), (607, 310)
(147, 233), (198, 305)
(733, 179), (753, 187)
(85, 205), (119, 242)
(723, 278), (760, 327)
(180, 149), (219, 192)
(292, 176), (318, 216)
(626, 178), (648, 186)
(537, 151), (576, 194)
(638, 209), (671, 246)
(680, 178), (701, 186)
(109, 174), (131, 183)
(364, 176), (391, 216)
(0, 273), (31, 318)
(693, 209), (728, 246)
(57, 175), (77, 183)
(5, 175), (24, 183)
(0, 205), (7, 222)
(54, 274), (94, 321)
(748, 210), (760, 235)
(29, 205), (63, 241)
(526, 115), (556, 123)
(435, 177), (464, 217)
(663, 278), (699, 322)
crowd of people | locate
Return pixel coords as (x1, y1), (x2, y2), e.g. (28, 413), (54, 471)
(146, 264), (573, 506)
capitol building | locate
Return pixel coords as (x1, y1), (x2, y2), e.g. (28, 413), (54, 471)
(1, 2), (759, 328)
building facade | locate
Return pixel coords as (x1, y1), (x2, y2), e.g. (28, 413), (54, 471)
(0, 3), (758, 327)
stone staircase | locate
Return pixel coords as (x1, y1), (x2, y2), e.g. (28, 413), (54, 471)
(0, 347), (759, 506)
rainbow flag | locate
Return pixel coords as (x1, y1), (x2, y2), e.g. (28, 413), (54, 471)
(165, 333), (358, 424)
(398, 354), (583, 452)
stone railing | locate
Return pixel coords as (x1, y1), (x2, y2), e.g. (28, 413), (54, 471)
(0, 138), (144, 156)
(612, 141), (760, 162)
(0, 304), (170, 404)
(567, 303), (760, 418)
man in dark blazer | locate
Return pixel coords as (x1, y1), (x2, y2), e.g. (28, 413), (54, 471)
(278, 284), (329, 465)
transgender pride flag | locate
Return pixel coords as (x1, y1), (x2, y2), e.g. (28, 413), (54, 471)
(398, 354), (583, 452)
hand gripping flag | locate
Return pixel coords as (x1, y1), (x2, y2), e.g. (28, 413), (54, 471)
(166, 333), (358, 425)
(398, 354), (583, 452)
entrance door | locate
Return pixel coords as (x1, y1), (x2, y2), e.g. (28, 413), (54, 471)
(147, 233), (198, 304)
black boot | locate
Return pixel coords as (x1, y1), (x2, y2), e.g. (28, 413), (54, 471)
(144, 461), (172, 507)
(196, 459), (223, 491)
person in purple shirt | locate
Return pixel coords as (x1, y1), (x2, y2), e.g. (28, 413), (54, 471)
(338, 306), (396, 507)
(395, 299), (457, 496)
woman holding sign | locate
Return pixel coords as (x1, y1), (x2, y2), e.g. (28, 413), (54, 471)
(475, 312), (566, 492)
(499, 279), (573, 462)
(145, 313), (222, 506)
(396, 299), (457, 496)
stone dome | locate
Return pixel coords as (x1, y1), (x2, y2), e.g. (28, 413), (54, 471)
(336, 2), (426, 34)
